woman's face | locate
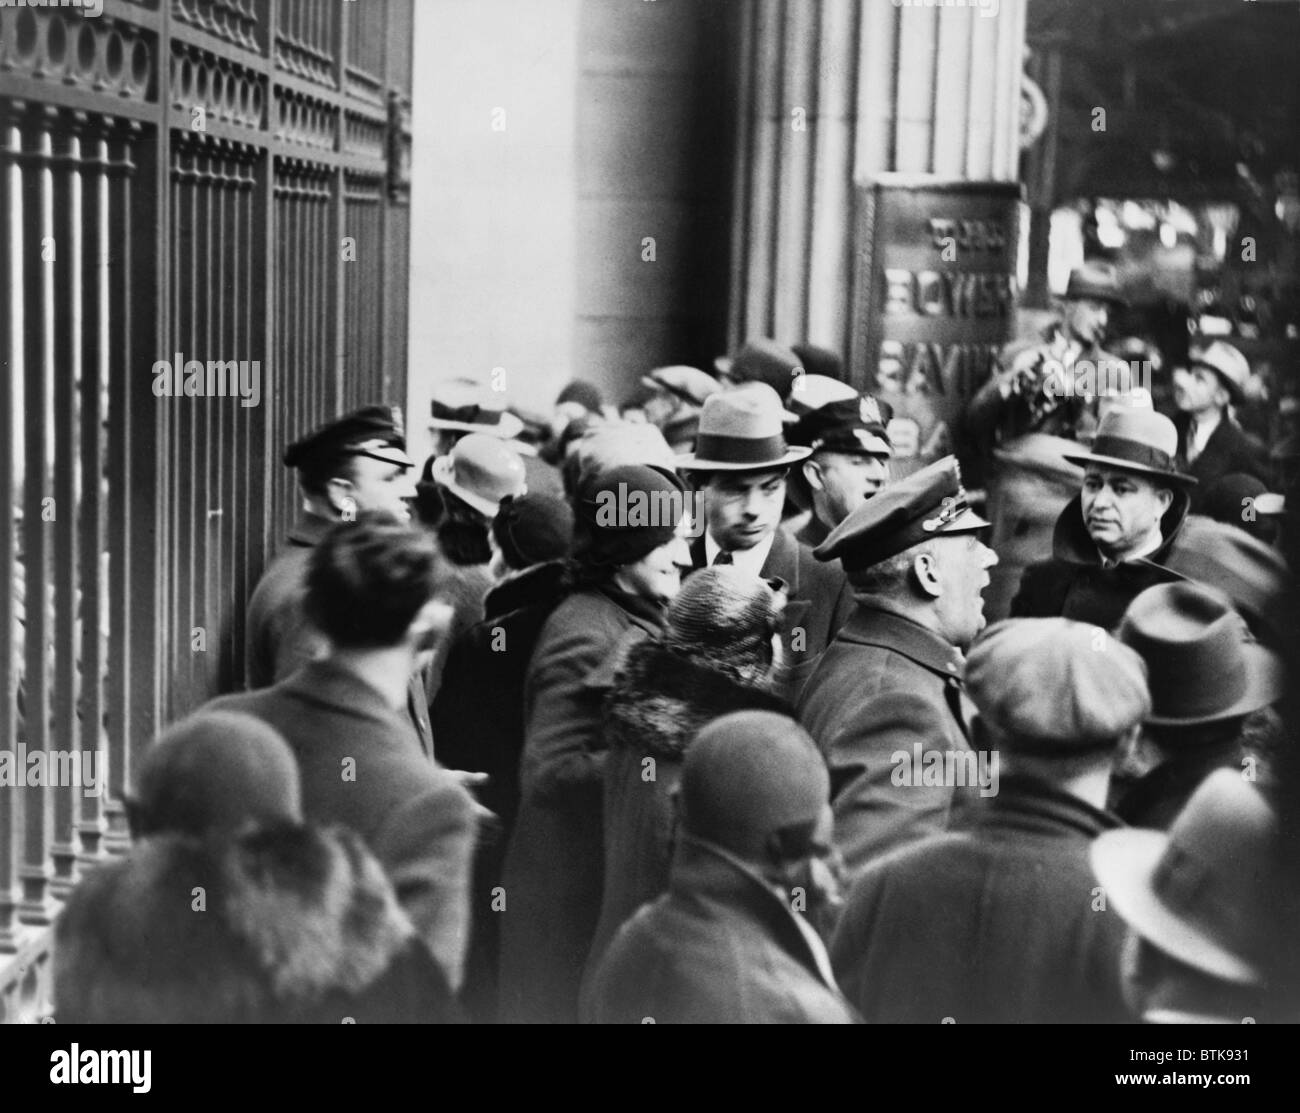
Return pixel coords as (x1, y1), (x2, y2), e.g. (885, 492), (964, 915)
(615, 526), (692, 607)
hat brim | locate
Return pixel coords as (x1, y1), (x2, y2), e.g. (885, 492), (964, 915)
(1062, 451), (1198, 488)
(1144, 641), (1286, 727)
(430, 454), (517, 519)
(675, 445), (812, 473)
(353, 445), (414, 469)
(1089, 830), (1262, 985)
(935, 506), (991, 534)
(428, 412), (524, 440)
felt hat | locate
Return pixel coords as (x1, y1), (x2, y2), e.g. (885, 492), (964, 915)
(430, 433), (527, 519)
(1063, 408), (1197, 487)
(428, 378), (524, 439)
(1189, 341), (1251, 405)
(676, 383), (812, 473)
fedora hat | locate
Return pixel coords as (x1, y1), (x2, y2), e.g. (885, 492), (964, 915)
(1064, 261), (1127, 307)
(1063, 408), (1197, 487)
(1090, 769), (1279, 986)
(1190, 341), (1251, 405)
(428, 378), (524, 440)
(676, 383), (812, 473)
(1117, 581), (1284, 726)
(430, 433), (527, 519)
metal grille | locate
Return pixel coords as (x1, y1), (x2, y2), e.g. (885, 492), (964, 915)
(0, 0), (414, 994)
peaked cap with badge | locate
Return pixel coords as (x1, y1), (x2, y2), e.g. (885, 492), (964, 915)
(283, 405), (414, 472)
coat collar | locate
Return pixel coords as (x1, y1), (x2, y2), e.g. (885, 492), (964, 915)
(280, 657), (410, 732)
(1050, 489), (1189, 568)
(287, 511), (335, 548)
(668, 836), (840, 992)
(953, 773), (1121, 839)
(483, 560), (569, 620)
(836, 604), (964, 680)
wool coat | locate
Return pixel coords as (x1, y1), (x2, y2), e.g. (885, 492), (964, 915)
(243, 512), (435, 760)
(205, 659), (478, 989)
(689, 526), (854, 700)
(584, 836), (858, 1025)
(830, 775), (1130, 1024)
(1173, 412), (1272, 513)
(583, 640), (790, 981)
(796, 604), (976, 879)
(54, 824), (461, 1024)
(498, 584), (665, 1024)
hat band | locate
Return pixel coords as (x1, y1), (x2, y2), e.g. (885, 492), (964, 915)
(1088, 435), (1175, 473)
(694, 432), (790, 466)
(432, 401), (503, 427)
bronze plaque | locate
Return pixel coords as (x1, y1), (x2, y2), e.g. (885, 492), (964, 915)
(851, 175), (1022, 478)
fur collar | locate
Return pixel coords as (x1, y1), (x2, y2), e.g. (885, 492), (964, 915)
(605, 639), (790, 760)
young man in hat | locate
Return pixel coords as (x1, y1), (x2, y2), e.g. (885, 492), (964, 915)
(831, 618), (1147, 1023)
(679, 383), (854, 698)
(585, 711), (857, 1024)
(796, 457), (999, 876)
(211, 513), (479, 991)
(1091, 769), (1284, 1022)
(1109, 581), (1285, 829)
(787, 391), (894, 548)
(243, 405), (436, 760)
(1010, 408), (1198, 631)
(1172, 340), (1271, 510)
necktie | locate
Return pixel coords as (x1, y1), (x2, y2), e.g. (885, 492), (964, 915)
(1185, 421), (1199, 465)
(713, 550), (733, 566)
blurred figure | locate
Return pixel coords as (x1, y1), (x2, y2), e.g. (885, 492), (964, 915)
(54, 712), (459, 1024)
(562, 419), (674, 501)
(584, 568), (789, 983)
(544, 379), (607, 465)
(499, 464), (692, 1024)
(244, 405), (433, 759)
(792, 342), (846, 384)
(1092, 770), (1282, 1023)
(1201, 472), (1280, 546)
(431, 492), (574, 1022)
(679, 383), (854, 697)
(1172, 341), (1271, 511)
(787, 391), (894, 548)
(797, 458), (998, 877)
(1011, 409), (1197, 631)
(714, 338), (804, 409)
(1110, 581), (1285, 828)
(639, 365), (722, 454)
(832, 618), (1148, 1023)
(209, 513), (479, 990)
(585, 711), (856, 1024)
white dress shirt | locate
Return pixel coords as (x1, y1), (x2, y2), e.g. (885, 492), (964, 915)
(705, 529), (777, 578)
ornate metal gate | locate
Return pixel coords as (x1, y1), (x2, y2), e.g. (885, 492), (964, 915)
(0, 0), (414, 1010)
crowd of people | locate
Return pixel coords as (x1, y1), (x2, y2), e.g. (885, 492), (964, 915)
(52, 264), (1298, 1023)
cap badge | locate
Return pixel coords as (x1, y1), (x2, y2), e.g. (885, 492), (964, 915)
(922, 493), (968, 533)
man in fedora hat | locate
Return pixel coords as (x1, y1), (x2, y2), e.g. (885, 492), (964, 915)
(678, 383), (854, 696)
(1172, 341), (1271, 510)
(1091, 769), (1283, 1022)
(796, 457), (999, 875)
(1010, 408), (1198, 631)
(243, 405), (436, 760)
(787, 389), (894, 549)
(831, 618), (1148, 1023)
(1109, 581), (1285, 829)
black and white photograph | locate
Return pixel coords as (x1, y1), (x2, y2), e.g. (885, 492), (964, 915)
(0, 0), (1297, 1074)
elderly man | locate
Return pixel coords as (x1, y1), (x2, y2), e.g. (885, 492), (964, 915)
(585, 711), (857, 1024)
(243, 405), (435, 758)
(1011, 408), (1198, 631)
(831, 618), (1147, 1024)
(796, 457), (998, 875)
(787, 391), (894, 548)
(210, 513), (479, 990)
(680, 383), (854, 696)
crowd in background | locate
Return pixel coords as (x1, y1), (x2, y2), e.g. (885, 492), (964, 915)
(52, 263), (1299, 1024)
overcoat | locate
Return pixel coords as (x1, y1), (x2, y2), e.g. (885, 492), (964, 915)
(1173, 412), (1272, 513)
(497, 584), (664, 1024)
(243, 512), (436, 759)
(583, 640), (790, 981)
(205, 659), (477, 988)
(830, 775), (1130, 1024)
(584, 836), (857, 1025)
(796, 604), (975, 878)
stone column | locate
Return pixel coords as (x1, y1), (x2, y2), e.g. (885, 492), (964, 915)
(728, 0), (1027, 357)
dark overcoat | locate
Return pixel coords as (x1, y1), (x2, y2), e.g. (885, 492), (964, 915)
(205, 659), (477, 988)
(796, 604), (975, 878)
(583, 640), (790, 982)
(243, 512), (436, 760)
(497, 584), (664, 1024)
(584, 836), (857, 1024)
(1174, 412), (1272, 513)
(830, 775), (1130, 1024)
